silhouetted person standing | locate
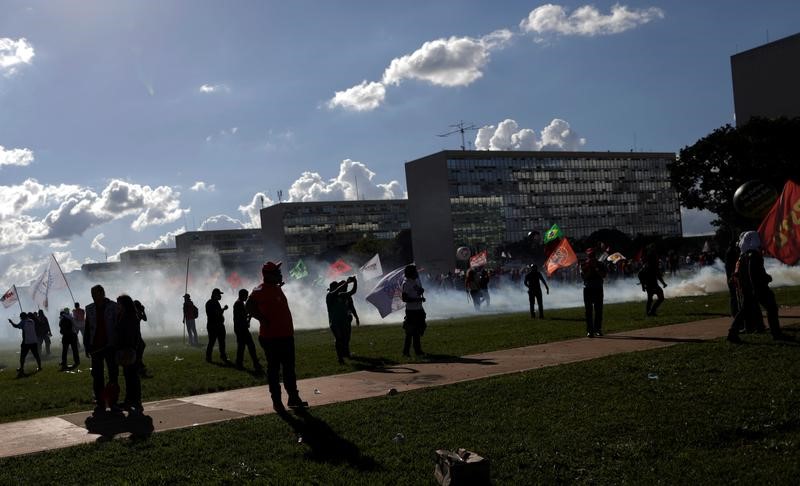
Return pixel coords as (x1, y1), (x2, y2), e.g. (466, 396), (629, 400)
(638, 254), (668, 317)
(134, 300), (149, 377)
(580, 248), (606, 337)
(523, 264), (549, 319)
(9, 313), (41, 375)
(116, 295), (144, 415)
(182, 294), (200, 347)
(72, 302), (86, 351)
(205, 288), (230, 364)
(234, 289), (263, 372)
(58, 308), (80, 369)
(85, 284), (120, 414)
(401, 264), (427, 357)
(465, 267), (482, 310)
(247, 261), (307, 411)
(326, 276), (358, 364)
(35, 309), (52, 357)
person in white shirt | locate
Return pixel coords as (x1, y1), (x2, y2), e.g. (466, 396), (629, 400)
(9, 312), (42, 375)
(401, 264), (427, 357)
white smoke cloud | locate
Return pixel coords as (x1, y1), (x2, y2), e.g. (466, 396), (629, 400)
(199, 83), (229, 93)
(238, 193), (276, 228)
(474, 118), (586, 151)
(328, 30), (511, 111)
(0, 145), (34, 167)
(198, 214), (246, 231)
(327, 81), (386, 112)
(90, 233), (107, 254)
(190, 181), (216, 192)
(0, 37), (34, 76)
(520, 3), (665, 37)
(287, 159), (406, 202)
(109, 226), (185, 262)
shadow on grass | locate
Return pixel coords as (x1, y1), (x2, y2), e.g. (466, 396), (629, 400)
(421, 354), (497, 365)
(84, 412), (154, 442)
(603, 335), (708, 344)
(277, 408), (378, 471)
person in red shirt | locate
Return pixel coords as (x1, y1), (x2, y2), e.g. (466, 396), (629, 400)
(247, 261), (307, 412)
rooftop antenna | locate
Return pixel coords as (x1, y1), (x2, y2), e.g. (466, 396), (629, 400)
(277, 189), (283, 202)
(438, 120), (478, 151)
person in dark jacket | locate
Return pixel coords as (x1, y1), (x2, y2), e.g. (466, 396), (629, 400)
(523, 264), (550, 319)
(638, 254), (668, 317)
(35, 309), (52, 357)
(182, 294), (200, 346)
(727, 232), (791, 343)
(401, 264), (427, 357)
(133, 300), (149, 377)
(326, 276), (358, 364)
(85, 284), (120, 414)
(580, 248), (607, 337)
(205, 288), (230, 363)
(9, 313), (41, 375)
(58, 308), (80, 369)
(116, 294), (143, 415)
(233, 289), (263, 371)
(724, 241), (741, 318)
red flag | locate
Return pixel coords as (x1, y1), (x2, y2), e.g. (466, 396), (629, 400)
(327, 259), (353, 278)
(758, 180), (800, 265)
(544, 238), (578, 276)
(226, 271), (243, 291)
(469, 250), (488, 268)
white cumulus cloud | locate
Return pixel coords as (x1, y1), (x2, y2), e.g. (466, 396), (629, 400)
(0, 37), (34, 76)
(190, 181), (216, 192)
(0, 145), (34, 168)
(287, 159), (406, 202)
(109, 227), (185, 262)
(238, 193), (275, 228)
(474, 118), (586, 151)
(198, 214), (246, 231)
(327, 81), (386, 112)
(520, 3), (665, 37)
(199, 83), (229, 93)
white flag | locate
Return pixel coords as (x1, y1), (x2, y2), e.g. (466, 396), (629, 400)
(30, 255), (68, 310)
(359, 254), (383, 281)
(365, 265), (407, 318)
(1, 286), (18, 309)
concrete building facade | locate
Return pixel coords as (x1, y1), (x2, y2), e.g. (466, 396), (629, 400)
(405, 150), (682, 273)
(175, 229), (265, 272)
(731, 32), (800, 126)
(260, 200), (409, 262)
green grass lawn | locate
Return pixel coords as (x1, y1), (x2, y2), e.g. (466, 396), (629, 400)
(1, 318), (798, 484)
(1, 286), (799, 423)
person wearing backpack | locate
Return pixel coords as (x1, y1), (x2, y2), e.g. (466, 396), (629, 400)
(182, 294), (200, 347)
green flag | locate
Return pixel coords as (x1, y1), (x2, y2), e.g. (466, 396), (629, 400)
(289, 259), (308, 279)
(543, 224), (563, 244)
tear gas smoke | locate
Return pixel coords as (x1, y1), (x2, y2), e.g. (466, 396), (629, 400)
(2, 258), (799, 348)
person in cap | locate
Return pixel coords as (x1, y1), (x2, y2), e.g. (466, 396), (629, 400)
(326, 276), (358, 364)
(247, 261), (307, 411)
(182, 294), (200, 346)
(233, 288), (263, 372)
(205, 288), (230, 364)
(727, 231), (791, 343)
(580, 247), (606, 337)
(58, 308), (80, 369)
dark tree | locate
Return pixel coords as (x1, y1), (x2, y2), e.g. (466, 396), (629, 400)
(669, 117), (799, 234)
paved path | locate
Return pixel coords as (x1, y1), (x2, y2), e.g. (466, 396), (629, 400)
(2, 308), (799, 459)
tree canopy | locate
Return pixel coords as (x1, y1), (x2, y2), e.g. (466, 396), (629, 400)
(669, 117), (799, 234)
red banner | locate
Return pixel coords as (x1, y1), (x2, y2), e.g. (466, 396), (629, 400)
(469, 250), (488, 268)
(544, 238), (578, 276)
(758, 180), (800, 265)
(327, 259), (353, 278)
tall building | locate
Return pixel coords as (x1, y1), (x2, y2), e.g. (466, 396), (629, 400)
(260, 200), (409, 262)
(405, 150), (681, 273)
(731, 32), (800, 126)
(175, 229), (265, 272)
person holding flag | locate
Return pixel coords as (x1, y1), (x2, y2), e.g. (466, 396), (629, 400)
(9, 313), (41, 376)
(401, 264), (427, 358)
(326, 276), (358, 364)
(580, 248), (607, 337)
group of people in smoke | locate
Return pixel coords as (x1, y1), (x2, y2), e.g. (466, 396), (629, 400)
(8, 304), (90, 375)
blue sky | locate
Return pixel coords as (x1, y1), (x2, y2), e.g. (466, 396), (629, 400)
(2, 0), (799, 284)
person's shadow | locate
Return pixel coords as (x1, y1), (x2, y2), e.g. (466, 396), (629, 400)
(84, 411), (154, 442)
(277, 408), (378, 471)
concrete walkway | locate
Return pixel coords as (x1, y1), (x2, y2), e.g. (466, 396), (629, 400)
(2, 308), (798, 459)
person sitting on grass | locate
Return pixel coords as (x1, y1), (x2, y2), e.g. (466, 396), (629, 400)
(9, 312), (41, 376)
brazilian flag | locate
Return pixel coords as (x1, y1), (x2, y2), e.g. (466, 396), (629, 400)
(289, 259), (308, 280)
(543, 224), (563, 244)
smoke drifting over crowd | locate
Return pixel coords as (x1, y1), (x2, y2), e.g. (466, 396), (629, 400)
(3, 257), (799, 347)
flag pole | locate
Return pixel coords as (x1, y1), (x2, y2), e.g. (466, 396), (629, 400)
(14, 284), (23, 314)
(51, 253), (76, 304)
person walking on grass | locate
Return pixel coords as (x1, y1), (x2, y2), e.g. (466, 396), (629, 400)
(247, 261), (307, 412)
(401, 264), (427, 357)
(182, 294), (200, 347)
(9, 313), (41, 376)
(233, 289), (263, 372)
(205, 288), (230, 364)
(72, 302), (86, 351)
(326, 276), (358, 364)
(133, 300), (149, 377)
(638, 253), (668, 317)
(35, 309), (52, 357)
(523, 264), (549, 319)
(727, 231), (792, 344)
(580, 248), (606, 337)
(58, 308), (80, 370)
(85, 284), (120, 414)
(115, 294), (144, 415)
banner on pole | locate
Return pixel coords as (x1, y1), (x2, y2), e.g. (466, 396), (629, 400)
(30, 254), (68, 310)
(469, 250), (488, 268)
(327, 259), (353, 279)
(365, 265), (407, 318)
(1, 286), (18, 309)
(758, 179), (800, 265)
(544, 238), (578, 276)
(359, 254), (383, 281)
